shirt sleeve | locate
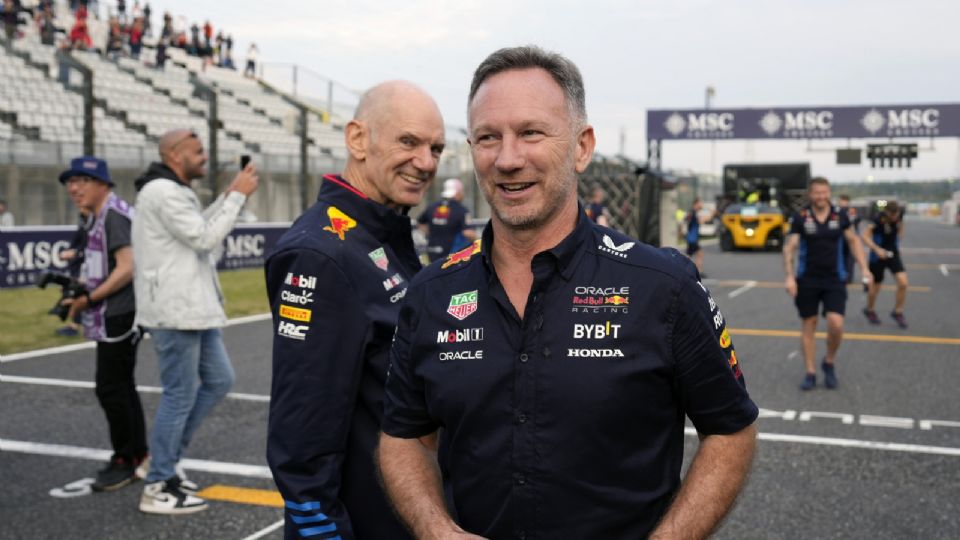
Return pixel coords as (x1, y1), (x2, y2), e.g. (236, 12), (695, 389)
(104, 210), (132, 254)
(382, 282), (437, 438)
(788, 211), (803, 235)
(265, 248), (368, 539)
(154, 183), (246, 253)
(670, 268), (758, 435)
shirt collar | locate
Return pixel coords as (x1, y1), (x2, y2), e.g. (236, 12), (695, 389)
(317, 174), (411, 244)
(480, 204), (592, 281)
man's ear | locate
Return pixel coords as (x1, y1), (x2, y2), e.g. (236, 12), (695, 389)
(574, 125), (596, 173)
(345, 119), (368, 161)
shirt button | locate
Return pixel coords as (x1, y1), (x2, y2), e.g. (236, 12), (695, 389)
(517, 412), (527, 423)
(519, 353), (528, 363)
(516, 474), (526, 485)
(518, 531), (526, 540)
(542, 347), (550, 357)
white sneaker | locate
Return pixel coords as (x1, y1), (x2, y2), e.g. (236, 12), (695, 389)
(174, 462), (200, 493)
(134, 455), (151, 480)
(139, 478), (208, 515)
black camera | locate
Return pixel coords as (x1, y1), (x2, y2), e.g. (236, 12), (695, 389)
(37, 272), (88, 321)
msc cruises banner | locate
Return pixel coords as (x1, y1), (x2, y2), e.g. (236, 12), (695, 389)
(646, 103), (960, 140)
(0, 223), (290, 289)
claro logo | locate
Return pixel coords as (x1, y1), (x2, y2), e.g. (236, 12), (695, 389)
(4, 241), (71, 271)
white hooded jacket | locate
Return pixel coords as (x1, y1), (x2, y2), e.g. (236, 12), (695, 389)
(132, 163), (247, 329)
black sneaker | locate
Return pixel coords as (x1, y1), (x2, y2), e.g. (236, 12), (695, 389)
(890, 311), (908, 329)
(822, 360), (838, 389)
(139, 477), (208, 515)
(92, 458), (138, 492)
(800, 373), (816, 391)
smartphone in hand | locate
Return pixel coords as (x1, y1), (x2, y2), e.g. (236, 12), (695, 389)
(240, 154), (251, 169)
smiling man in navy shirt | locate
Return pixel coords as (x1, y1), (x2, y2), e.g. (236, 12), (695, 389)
(378, 46), (758, 540)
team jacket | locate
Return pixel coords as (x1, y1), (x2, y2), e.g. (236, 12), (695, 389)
(383, 209), (758, 539)
(265, 175), (420, 540)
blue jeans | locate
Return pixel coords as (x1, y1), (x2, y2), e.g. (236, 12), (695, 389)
(145, 328), (235, 483)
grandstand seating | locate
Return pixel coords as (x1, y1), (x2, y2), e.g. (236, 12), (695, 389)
(0, 5), (349, 162)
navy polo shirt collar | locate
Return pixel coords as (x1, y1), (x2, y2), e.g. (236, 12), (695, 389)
(318, 174), (412, 245)
(479, 204), (592, 282)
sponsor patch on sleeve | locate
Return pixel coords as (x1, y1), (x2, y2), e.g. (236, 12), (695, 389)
(279, 305), (312, 323)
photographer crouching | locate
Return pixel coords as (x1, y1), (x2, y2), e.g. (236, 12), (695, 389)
(58, 156), (149, 491)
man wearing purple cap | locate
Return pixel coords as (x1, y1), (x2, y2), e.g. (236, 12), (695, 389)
(58, 155), (148, 492)
(417, 178), (477, 262)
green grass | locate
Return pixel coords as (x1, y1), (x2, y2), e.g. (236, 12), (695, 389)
(0, 269), (269, 356)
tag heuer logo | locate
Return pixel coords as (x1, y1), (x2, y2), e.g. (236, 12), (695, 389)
(368, 247), (389, 271)
(447, 290), (478, 321)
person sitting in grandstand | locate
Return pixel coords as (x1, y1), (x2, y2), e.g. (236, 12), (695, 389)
(861, 200), (909, 329)
(0, 197), (14, 228)
(105, 17), (124, 59)
(67, 17), (93, 50)
(2, 0), (22, 41)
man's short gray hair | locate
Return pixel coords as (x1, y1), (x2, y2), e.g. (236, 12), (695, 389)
(468, 45), (587, 128)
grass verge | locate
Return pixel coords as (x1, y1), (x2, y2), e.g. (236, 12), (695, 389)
(0, 268), (268, 356)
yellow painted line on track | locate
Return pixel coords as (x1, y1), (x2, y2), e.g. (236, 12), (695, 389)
(709, 280), (930, 292)
(198, 485), (283, 508)
(730, 328), (960, 346)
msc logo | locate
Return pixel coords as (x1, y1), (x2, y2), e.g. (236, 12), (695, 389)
(4, 240), (71, 271)
(665, 112), (735, 138)
(279, 305), (312, 323)
(437, 328), (484, 344)
(568, 348), (625, 358)
(278, 321), (308, 341)
(225, 234), (264, 258)
(281, 290), (313, 305)
(285, 273), (316, 290)
(861, 107), (940, 135)
(573, 322), (621, 339)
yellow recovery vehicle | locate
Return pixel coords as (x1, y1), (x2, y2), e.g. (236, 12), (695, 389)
(718, 163), (810, 252)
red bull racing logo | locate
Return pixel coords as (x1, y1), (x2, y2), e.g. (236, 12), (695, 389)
(323, 206), (357, 241)
(441, 240), (481, 269)
(571, 286), (630, 313)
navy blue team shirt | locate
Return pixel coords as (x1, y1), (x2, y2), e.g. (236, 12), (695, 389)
(265, 175), (419, 540)
(789, 205), (852, 285)
(417, 198), (470, 262)
(869, 212), (902, 261)
(383, 208), (758, 539)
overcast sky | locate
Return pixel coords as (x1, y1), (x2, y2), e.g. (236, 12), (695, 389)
(148, 0), (960, 183)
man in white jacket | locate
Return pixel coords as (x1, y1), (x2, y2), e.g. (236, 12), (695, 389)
(132, 129), (258, 514)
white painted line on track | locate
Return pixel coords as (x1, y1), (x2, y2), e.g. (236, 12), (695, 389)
(942, 264), (950, 277)
(0, 312), (271, 364)
(728, 280), (757, 298)
(0, 438), (273, 478)
(684, 428), (960, 457)
(241, 519), (285, 540)
(0, 374), (270, 402)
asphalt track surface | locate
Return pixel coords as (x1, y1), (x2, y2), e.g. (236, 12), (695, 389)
(1, 216), (958, 539)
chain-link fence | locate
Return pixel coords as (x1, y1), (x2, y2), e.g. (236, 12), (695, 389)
(0, 139), (471, 225)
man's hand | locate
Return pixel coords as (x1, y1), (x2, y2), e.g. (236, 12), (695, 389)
(785, 275), (797, 298)
(61, 293), (90, 320)
(227, 162), (259, 196)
